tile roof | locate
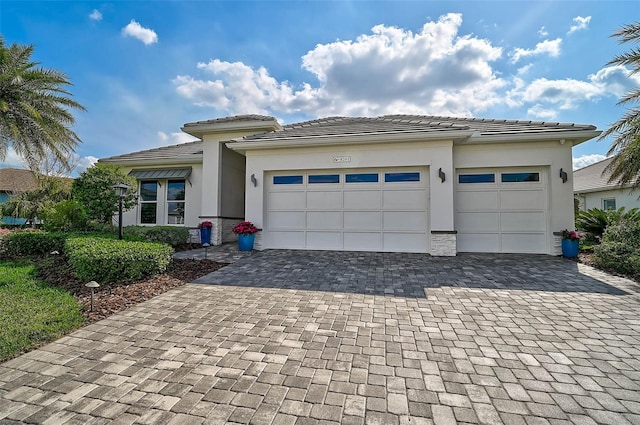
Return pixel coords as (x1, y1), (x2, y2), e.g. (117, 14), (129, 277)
(183, 114), (278, 128)
(573, 157), (619, 192)
(242, 115), (597, 141)
(0, 168), (38, 192)
(100, 141), (203, 163)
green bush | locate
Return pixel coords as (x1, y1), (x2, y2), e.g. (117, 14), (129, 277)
(1, 231), (66, 257)
(65, 237), (174, 284)
(593, 220), (640, 279)
(42, 200), (88, 232)
(123, 226), (190, 247)
(576, 207), (640, 241)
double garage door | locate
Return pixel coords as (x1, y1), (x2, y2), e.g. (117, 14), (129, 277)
(455, 168), (549, 253)
(265, 167), (429, 253)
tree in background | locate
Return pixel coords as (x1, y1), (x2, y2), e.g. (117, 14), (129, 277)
(601, 22), (640, 191)
(72, 164), (137, 224)
(0, 36), (85, 172)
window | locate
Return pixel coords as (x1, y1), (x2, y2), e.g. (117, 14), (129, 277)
(140, 181), (158, 224)
(458, 174), (495, 184)
(346, 173), (379, 183)
(309, 174), (340, 184)
(501, 172), (540, 183)
(167, 180), (186, 224)
(603, 198), (616, 210)
(273, 175), (303, 185)
(385, 172), (420, 182)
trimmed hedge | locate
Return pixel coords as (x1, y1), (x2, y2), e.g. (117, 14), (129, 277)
(123, 226), (190, 247)
(66, 237), (174, 284)
(1, 231), (66, 257)
(593, 220), (640, 280)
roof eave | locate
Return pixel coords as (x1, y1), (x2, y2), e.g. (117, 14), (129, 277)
(98, 154), (203, 167)
(464, 130), (601, 146)
(181, 120), (282, 138)
(226, 130), (475, 153)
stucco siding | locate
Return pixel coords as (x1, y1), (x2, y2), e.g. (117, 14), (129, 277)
(580, 188), (640, 211)
(220, 146), (245, 218)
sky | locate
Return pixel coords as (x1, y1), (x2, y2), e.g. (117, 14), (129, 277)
(1, 0), (639, 175)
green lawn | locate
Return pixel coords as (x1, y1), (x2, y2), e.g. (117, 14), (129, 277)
(0, 261), (84, 362)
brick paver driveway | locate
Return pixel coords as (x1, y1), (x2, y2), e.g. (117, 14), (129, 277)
(1, 251), (639, 425)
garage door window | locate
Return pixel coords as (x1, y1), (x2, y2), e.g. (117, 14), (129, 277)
(385, 172), (420, 182)
(273, 175), (303, 185)
(458, 173), (495, 184)
(501, 172), (540, 182)
(309, 174), (340, 184)
(346, 173), (379, 183)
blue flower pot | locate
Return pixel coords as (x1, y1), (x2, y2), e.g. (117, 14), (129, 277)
(200, 227), (211, 245)
(238, 233), (255, 251)
(561, 239), (579, 258)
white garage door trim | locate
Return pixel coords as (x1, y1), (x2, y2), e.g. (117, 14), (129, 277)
(265, 167), (429, 253)
(455, 168), (549, 253)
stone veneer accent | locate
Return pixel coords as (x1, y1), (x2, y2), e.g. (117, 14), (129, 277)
(552, 232), (563, 256)
(430, 232), (457, 256)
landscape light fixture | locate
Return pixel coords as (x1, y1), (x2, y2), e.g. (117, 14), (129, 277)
(85, 281), (100, 312)
(112, 184), (130, 239)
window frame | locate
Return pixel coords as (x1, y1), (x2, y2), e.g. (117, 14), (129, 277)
(603, 198), (616, 211)
(501, 172), (540, 183)
(273, 175), (303, 185)
(345, 173), (379, 183)
(458, 173), (496, 184)
(139, 180), (159, 224)
(384, 172), (420, 183)
(166, 180), (186, 224)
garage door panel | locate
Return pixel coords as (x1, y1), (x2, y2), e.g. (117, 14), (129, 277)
(383, 211), (426, 231)
(384, 233), (428, 252)
(307, 191), (342, 209)
(344, 232), (382, 251)
(307, 211), (342, 230)
(501, 233), (546, 253)
(456, 212), (499, 232)
(268, 231), (305, 248)
(344, 211), (381, 229)
(500, 212), (545, 232)
(457, 233), (500, 252)
(457, 191), (499, 210)
(383, 190), (427, 210)
(343, 191), (381, 209)
(306, 232), (342, 250)
(268, 211), (305, 229)
(269, 191), (306, 209)
(500, 190), (544, 210)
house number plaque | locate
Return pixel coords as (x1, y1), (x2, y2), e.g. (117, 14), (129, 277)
(333, 156), (351, 163)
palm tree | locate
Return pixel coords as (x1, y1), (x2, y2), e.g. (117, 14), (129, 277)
(601, 22), (640, 191)
(0, 36), (85, 171)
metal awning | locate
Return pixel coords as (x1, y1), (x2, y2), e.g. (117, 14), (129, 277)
(129, 167), (192, 180)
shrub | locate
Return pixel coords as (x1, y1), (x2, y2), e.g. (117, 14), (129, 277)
(123, 226), (189, 247)
(576, 207), (640, 241)
(1, 231), (66, 257)
(42, 200), (88, 232)
(593, 220), (640, 279)
(65, 237), (173, 284)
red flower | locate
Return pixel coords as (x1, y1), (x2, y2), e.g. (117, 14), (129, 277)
(198, 221), (213, 229)
(233, 221), (261, 235)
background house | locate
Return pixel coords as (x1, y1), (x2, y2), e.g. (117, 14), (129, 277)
(574, 157), (640, 211)
(100, 114), (600, 256)
(0, 168), (38, 225)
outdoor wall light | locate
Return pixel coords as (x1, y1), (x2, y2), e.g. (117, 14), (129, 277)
(559, 168), (568, 183)
(251, 174), (258, 187)
(438, 168), (446, 183)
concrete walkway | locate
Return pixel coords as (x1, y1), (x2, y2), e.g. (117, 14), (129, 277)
(1, 251), (639, 424)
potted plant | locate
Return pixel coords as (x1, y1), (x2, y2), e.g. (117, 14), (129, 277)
(198, 221), (213, 245)
(561, 229), (582, 258)
(232, 221), (261, 251)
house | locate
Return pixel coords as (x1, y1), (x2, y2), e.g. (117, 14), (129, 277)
(573, 157), (639, 211)
(0, 168), (38, 225)
(99, 114), (600, 256)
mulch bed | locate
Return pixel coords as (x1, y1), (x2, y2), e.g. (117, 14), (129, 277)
(36, 256), (226, 324)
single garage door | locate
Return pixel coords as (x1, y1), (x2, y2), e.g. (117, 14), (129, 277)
(455, 168), (548, 253)
(265, 167), (429, 252)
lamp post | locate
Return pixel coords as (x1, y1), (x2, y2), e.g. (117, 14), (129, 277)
(111, 183), (129, 240)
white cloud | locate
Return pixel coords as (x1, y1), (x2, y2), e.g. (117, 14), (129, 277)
(517, 64), (533, 76)
(174, 13), (505, 117)
(573, 154), (606, 170)
(157, 131), (197, 145)
(538, 26), (548, 37)
(0, 148), (27, 168)
(568, 16), (591, 34)
(122, 20), (158, 45)
(527, 104), (557, 120)
(511, 38), (562, 63)
(73, 156), (98, 174)
(89, 9), (102, 21)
